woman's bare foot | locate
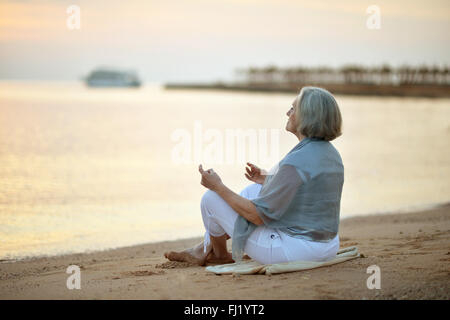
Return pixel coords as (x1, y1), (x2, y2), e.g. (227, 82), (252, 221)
(164, 235), (239, 266)
(164, 241), (211, 266)
(205, 250), (235, 265)
(164, 249), (206, 266)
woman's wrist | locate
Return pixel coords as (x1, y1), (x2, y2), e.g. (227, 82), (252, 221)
(213, 182), (227, 194)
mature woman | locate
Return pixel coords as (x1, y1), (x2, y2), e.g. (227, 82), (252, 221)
(164, 86), (344, 266)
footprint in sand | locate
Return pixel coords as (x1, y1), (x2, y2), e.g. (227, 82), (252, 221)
(120, 270), (166, 277)
(156, 261), (195, 269)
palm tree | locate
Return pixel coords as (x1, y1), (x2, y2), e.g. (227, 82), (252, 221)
(261, 65), (278, 83)
(380, 64), (392, 84)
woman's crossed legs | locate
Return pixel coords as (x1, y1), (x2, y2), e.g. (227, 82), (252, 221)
(164, 183), (265, 265)
(164, 183), (340, 265)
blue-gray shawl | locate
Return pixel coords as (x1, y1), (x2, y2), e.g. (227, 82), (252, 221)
(231, 137), (344, 261)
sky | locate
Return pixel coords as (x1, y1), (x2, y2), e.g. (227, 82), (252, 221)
(0, 0), (449, 82)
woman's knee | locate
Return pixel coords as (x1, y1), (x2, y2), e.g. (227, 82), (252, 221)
(239, 183), (262, 199)
(200, 189), (222, 209)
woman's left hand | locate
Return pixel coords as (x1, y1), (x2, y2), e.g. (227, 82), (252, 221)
(198, 164), (223, 192)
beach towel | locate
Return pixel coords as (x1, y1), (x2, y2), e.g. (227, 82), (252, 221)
(205, 246), (360, 275)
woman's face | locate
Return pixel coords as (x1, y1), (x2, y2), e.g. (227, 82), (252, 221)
(285, 97), (298, 134)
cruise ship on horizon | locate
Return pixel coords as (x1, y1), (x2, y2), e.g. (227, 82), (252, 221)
(85, 68), (141, 88)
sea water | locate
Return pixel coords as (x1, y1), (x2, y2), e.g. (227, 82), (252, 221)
(1, 81), (449, 260)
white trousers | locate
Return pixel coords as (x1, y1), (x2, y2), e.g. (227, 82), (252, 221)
(201, 183), (340, 264)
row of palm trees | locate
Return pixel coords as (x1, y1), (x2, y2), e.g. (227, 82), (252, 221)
(234, 65), (450, 86)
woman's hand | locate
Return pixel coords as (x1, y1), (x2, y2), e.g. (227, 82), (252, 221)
(198, 164), (224, 192)
(245, 162), (266, 185)
(199, 164), (264, 226)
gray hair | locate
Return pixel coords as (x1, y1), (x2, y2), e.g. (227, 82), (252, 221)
(294, 86), (342, 141)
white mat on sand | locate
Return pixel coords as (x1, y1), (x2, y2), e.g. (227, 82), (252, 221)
(205, 246), (360, 275)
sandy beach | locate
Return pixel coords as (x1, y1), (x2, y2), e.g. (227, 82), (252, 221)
(1, 203), (449, 300)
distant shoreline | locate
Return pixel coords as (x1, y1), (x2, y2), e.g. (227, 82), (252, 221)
(164, 82), (450, 98)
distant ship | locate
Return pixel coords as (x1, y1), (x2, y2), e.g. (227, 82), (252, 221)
(85, 68), (141, 87)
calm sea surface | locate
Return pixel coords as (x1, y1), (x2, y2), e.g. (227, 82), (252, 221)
(1, 81), (449, 260)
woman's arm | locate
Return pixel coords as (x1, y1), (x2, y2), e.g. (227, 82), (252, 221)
(199, 165), (264, 226)
(215, 184), (264, 226)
